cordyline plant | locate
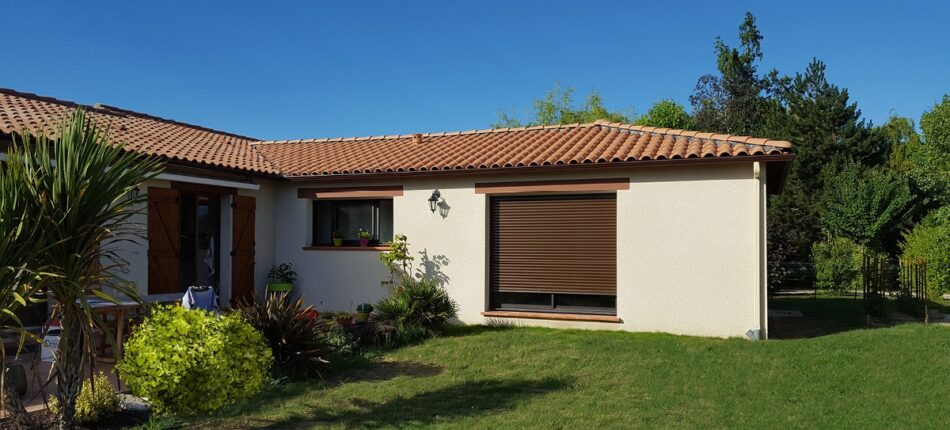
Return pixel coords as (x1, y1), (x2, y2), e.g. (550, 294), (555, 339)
(6, 109), (163, 429)
(236, 293), (329, 379)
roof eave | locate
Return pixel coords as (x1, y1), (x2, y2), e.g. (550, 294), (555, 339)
(282, 154), (796, 183)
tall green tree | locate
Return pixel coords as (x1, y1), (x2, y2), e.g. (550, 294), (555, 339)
(784, 59), (889, 191)
(8, 109), (163, 429)
(635, 99), (693, 129)
(881, 115), (923, 172)
(921, 94), (950, 153)
(493, 84), (631, 128)
(689, 12), (788, 136)
(818, 165), (914, 253)
(913, 95), (950, 209)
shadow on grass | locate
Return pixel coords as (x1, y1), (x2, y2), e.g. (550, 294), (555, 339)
(769, 296), (870, 339)
(768, 295), (948, 339)
(244, 377), (572, 429)
(323, 360), (443, 388)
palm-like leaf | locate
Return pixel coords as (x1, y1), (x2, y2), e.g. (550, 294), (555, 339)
(373, 277), (458, 343)
(7, 109), (163, 428)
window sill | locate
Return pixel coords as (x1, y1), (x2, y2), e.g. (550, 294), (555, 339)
(303, 246), (391, 251)
(481, 311), (621, 323)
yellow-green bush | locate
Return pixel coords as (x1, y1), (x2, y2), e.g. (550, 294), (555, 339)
(49, 371), (119, 424)
(812, 237), (866, 294)
(118, 305), (273, 415)
(901, 207), (950, 299)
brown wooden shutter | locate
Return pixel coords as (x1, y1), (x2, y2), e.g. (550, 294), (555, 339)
(147, 187), (180, 294)
(490, 194), (616, 296)
(231, 195), (256, 304)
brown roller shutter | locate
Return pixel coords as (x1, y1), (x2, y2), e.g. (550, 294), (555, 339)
(148, 187), (180, 294)
(231, 195), (256, 305)
(490, 194), (616, 296)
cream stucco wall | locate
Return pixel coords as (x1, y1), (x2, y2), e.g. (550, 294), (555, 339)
(275, 162), (768, 338)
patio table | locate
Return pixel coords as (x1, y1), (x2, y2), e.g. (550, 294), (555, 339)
(85, 297), (142, 363)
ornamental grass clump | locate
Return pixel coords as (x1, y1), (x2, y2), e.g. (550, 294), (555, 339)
(118, 306), (272, 415)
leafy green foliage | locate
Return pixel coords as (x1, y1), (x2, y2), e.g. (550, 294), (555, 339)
(379, 234), (414, 283)
(5, 109), (164, 427)
(119, 306), (273, 414)
(882, 116), (924, 172)
(237, 293), (329, 379)
(374, 277), (459, 344)
(785, 60), (889, 191)
(900, 206), (950, 299)
(812, 237), (866, 293)
(689, 12), (787, 136)
(493, 85), (631, 128)
(818, 166), (913, 252)
(0, 132), (49, 372)
(920, 94), (950, 153)
(49, 371), (119, 424)
(266, 263), (297, 284)
(635, 99), (693, 129)
(316, 321), (357, 357)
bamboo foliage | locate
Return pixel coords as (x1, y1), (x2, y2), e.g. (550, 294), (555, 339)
(6, 109), (164, 429)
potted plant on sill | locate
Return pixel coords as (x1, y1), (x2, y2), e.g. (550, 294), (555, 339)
(357, 228), (372, 247)
(266, 263), (296, 294)
(332, 231), (344, 247)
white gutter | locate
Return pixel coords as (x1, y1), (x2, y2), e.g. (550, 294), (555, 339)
(155, 172), (260, 191)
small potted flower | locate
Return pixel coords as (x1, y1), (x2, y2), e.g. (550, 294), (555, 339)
(356, 303), (374, 323)
(332, 231), (344, 247)
(266, 263), (296, 294)
(357, 228), (372, 247)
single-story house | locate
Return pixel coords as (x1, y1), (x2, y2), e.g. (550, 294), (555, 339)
(0, 88), (793, 339)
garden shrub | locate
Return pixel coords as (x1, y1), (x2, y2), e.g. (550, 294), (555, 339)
(317, 320), (357, 357)
(118, 305), (273, 415)
(812, 237), (866, 294)
(49, 371), (119, 424)
(374, 277), (458, 344)
(236, 293), (329, 378)
(901, 206), (950, 299)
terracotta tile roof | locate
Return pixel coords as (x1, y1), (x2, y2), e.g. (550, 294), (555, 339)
(253, 121), (792, 178)
(1, 88), (792, 179)
(0, 88), (278, 174)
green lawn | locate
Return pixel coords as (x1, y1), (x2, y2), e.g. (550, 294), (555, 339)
(192, 322), (950, 429)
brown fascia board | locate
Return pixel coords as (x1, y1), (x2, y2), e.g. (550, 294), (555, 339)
(283, 154), (796, 183)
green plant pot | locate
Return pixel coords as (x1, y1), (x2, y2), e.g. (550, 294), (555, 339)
(332, 238), (344, 247)
(356, 312), (371, 323)
(267, 282), (293, 293)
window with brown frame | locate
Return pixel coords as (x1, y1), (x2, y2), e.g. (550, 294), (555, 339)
(312, 199), (394, 246)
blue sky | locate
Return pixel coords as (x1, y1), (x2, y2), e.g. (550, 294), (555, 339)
(2, 1), (947, 140)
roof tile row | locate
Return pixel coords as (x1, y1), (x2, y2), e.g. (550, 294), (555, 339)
(1, 88), (792, 178)
(253, 120), (791, 177)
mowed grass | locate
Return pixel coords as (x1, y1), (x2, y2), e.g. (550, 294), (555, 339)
(194, 322), (950, 429)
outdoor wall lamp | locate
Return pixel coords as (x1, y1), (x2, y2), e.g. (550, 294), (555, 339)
(428, 189), (441, 213)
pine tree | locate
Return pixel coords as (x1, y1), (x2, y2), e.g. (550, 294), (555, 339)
(784, 59), (889, 191)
